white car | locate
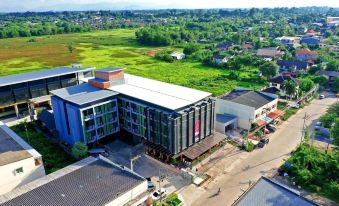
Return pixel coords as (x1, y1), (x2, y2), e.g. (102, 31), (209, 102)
(319, 95), (325, 99)
(152, 188), (167, 200)
(315, 122), (321, 130)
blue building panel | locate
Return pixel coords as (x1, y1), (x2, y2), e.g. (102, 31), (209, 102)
(66, 103), (84, 145)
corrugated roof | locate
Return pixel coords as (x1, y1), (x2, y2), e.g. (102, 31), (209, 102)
(221, 89), (277, 109)
(234, 177), (320, 206)
(0, 67), (94, 87)
(0, 157), (146, 206)
(50, 83), (118, 106)
(107, 74), (211, 111)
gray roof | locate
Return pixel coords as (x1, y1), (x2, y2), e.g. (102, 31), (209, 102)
(221, 89), (277, 109)
(318, 70), (339, 77)
(0, 121), (41, 166)
(0, 157), (146, 206)
(0, 67), (94, 87)
(51, 83), (118, 106)
(234, 177), (320, 206)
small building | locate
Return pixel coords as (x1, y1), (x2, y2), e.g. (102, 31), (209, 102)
(171, 52), (185, 60)
(241, 43), (254, 50)
(295, 48), (318, 61)
(318, 70), (339, 86)
(267, 75), (301, 98)
(216, 88), (279, 131)
(0, 67), (94, 118)
(0, 156), (148, 206)
(213, 54), (229, 65)
(300, 37), (321, 46)
(215, 42), (234, 51)
(274, 36), (300, 45)
(256, 47), (284, 58)
(276, 60), (308, 73)
(326, 16), (339, 23)
(233, 176), (320, 206)
(0, 121), (45, 195)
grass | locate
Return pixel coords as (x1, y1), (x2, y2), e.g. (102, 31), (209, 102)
(0, 29), (265, 95)
(10, 122), (75, 174)
(281, 108), (298, 121)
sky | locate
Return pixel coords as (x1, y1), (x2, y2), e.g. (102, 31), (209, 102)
(0, 0), (338, 12)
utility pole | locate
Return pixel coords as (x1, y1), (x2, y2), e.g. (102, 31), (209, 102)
(301, 112), (307, 144)
(158, 169), (166, 205)
(130, 155), (141, 172)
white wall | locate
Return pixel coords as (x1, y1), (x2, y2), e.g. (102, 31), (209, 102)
(216, 99), (255, 130)
(254, 98), (279, 120)
(106, 180), (148, 206)
(0, 157), (45, 195)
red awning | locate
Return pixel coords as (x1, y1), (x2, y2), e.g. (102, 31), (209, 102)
(256, 119), (266, 127)
(267, 109), (284, 119)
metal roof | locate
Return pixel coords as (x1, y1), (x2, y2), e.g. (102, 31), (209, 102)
(0, 121), (41, 166)
(107, 74), (211, 111)
(50, 83), (118, 106)
(234, 177), (320, 206)
(0, 67), (95, 87)
(221, 89), (277, 109)
(0, 157), (146, 206)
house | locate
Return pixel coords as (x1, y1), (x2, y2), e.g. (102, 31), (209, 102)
(0, 67), (94, 118)
(0, 156), (148, 206)
(326, 16), (339, 23)
(295, 48), (318, 61)
(171, 52), (185, 60)
(0, 121), (45, 195)
(233, 176), (320, 206)
(319, 44), (339, 53)
(274, 36), (300, 44)
(256, 47), (284, 58)
(51, 68), (216, 158)
(300, 37), (321, 46)
(276, 60), (308, 73)
(216, 88), (279, 131)
(267, 75), (301, 98)
(318, 70), (339, 86)
(215, 42), (234, 51)
(213, 54), (229, 65)
(241, 43), (254, 50)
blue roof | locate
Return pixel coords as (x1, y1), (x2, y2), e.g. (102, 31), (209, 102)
(277, 60), (308, 70)
(301, 37), (320, 45)
(50, 83), (118, 106)
(0, 67), (94, 87)
(234, 177), (320, 206)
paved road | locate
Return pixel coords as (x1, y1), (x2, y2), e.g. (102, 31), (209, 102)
(184, 95), (337, 206)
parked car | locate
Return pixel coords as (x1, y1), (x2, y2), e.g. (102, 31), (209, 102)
(152, 188), (167, 200)
(267, 124), (277, 132)
(257, 137), (269, 148)
(319, 95), (325, 99)
(146, 177), (155, 192)
(264, 128), (270, 134)
(315, 122), (321, 131)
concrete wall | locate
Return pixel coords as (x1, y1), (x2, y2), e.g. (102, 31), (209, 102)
(0, 157), (45, 195)
(106, 180), (148, 206)
(216, 99), (255, 130)
(254, 98), (278, 120)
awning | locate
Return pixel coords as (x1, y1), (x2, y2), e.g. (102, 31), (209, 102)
(256, 119), (266, 127)
(28, 95), (51, 104)
(181, 133), (225, 161)
(267, 109), (284, 119)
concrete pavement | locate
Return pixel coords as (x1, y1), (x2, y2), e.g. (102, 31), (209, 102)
(179, 95), (337, 206)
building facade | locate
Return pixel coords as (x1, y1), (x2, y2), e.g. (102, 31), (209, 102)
(51, 68), (215, 155)
(0, 67), (94, 118)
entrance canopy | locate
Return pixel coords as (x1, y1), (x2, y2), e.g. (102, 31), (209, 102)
(215, 113), (238, 134)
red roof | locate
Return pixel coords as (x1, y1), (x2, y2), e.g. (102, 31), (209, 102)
(296, 48), (317, 56)
(242, 43), (253, 49)
(267, 109), (284, 119)
(256, 119), (266, 127)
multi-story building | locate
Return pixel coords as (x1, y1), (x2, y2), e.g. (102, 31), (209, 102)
(0, 121), (45, 195)
(51, 68), (215, 157)
(0, 67), (94, 118)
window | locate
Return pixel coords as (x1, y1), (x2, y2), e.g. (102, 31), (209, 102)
(35, 158), (41, 166)
(14, 167), (24, 175)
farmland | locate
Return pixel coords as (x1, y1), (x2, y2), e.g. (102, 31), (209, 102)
(0, 29), (265, 96)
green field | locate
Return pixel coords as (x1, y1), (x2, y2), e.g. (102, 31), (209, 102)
(0, 29), (265, 96)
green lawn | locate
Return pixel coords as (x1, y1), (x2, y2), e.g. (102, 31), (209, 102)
(0, 29), (265, 95)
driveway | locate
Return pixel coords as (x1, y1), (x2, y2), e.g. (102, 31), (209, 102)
(179, 95), (337, 206)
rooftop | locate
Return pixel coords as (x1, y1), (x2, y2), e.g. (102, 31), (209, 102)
(233, 177), (320, 206)
(221, 89), (277, 109)
(318, 70), (339, 77)
(107, 74), (211, 111)
(50, 83), (118, 106)
(276, 60), (308, 70)
(0, 157), (146, 206)
(269, 75), (301, 85)
(0, 67), (95, 87)
(296, 48), (317, 56)
(96, 67), (124, 73)
(0, 121), (41, 166)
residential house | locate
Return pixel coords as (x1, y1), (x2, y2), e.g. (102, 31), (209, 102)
(274, 36), (300, 49)
(215, 42), (234, 51)
(0, 156), (148, 206)
(266, 75), (301, 98)
(213, 54), (229, 65)
(241, 43), (254, 50)
(318, 70), (339, 86)
(276, 60), (308, 73)
(233, 176), (321, 206)
(51, 68), (216, 158)
(295, 48), (318, 62)
(326, 16), (339, 23)
(216, 88), (279, 131)
(0, 67), (94, 118)
(300, 37), (321, 46)
(319, 44), (339, 53)
(171, 52), (185, 60)
(0, 121), (45, 195)
(256, 47), (284, 59)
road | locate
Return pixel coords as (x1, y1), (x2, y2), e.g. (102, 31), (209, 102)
(181, 94), (337, 206)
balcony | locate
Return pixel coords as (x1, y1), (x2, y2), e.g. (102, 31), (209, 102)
(84, 114), (94, 120)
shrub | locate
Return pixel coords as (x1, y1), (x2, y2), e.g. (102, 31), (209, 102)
(72, 142), (88, 159)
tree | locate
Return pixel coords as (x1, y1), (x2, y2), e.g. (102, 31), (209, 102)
(183, 44), (201, 55)
(331, 118), (339, 147)
(326, 61), (338, 72)
(259, 61), (278, 80)
(320, 113), (337, 128)
(313, 75), (328, 87)
(282, 80), (297, 99)
(300, 78), (315, 93)
(334, 77), (339, 93)
(71, 142), (88, 159)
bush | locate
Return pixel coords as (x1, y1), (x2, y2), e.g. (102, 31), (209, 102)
(155, 51), (174, 62)
(245, 142), (256, 152)
(72, 142), (88, 159)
